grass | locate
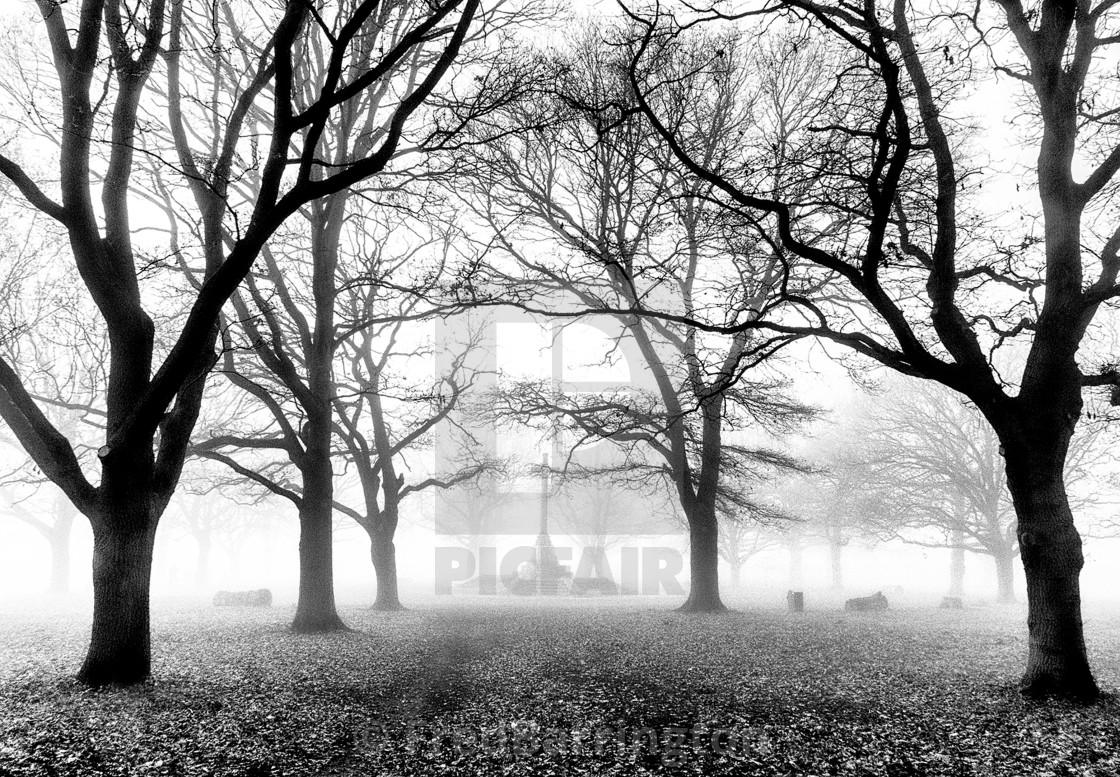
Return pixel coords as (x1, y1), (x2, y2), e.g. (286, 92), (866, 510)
(2, 593), (1120, 775)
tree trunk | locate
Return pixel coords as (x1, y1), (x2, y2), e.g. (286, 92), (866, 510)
(730, 558), (743, 589)
(291, 191), (346, 633)
(680, 505), (725, 612)
(994, 551), (1016, 604)
(1003, 436), (1097, 700)
(948, 529), (965, 598)
(370, 534), (403, 611)
(292, 486), (345, 632)
(78, 522), (156, 686)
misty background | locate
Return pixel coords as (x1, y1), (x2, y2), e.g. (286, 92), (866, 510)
(3, 327), (1115, 610)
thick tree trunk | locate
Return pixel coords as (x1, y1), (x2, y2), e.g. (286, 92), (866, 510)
(293, 506), (345, 632)
(292, 489), (345, 632)
(370, 534), (403, 611)
(680, 505), (725, 612)
(78, 522), (156, 686)
(1003, 437), (1098, 700)
(998, 115), (1102, 700)
(291, 194), (346, 633)
(994, 551), (1016, 604)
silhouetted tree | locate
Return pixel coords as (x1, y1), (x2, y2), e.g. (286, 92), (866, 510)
(460, 26), (817, 611)
(0, 0), (480, 684)
(331, 302), (490, 610)
(841, 375), (1110, 603)
(626, 0), (1120, 699)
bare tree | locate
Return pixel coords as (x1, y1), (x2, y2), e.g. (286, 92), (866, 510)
(0, 0), (480, 684)
(0, 364), (98, 597)
(177, 0), (527, 630)
(459, 27), (815, 611)
(0, 485), (78, 595)
(160, 464), (271, 591)
(552, 446), (670, 545)
(0, 218), (104, 597)
(717, 512), (782, 589)
(778, 445), (890, 591)
(625, 0), (1120, 699)
(437, 473), (510, 550)
(839, 375), (1110, 603)
(330, 299), (490, 610)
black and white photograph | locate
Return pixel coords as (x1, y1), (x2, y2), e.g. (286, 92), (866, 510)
(2, 0), (1120, 773)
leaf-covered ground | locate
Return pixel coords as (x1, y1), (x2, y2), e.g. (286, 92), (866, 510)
(2, 593), (1120, 776)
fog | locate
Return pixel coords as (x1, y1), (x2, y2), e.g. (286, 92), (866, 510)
(3, 332), (1118, 614)
(9, 509), (1120, 615)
